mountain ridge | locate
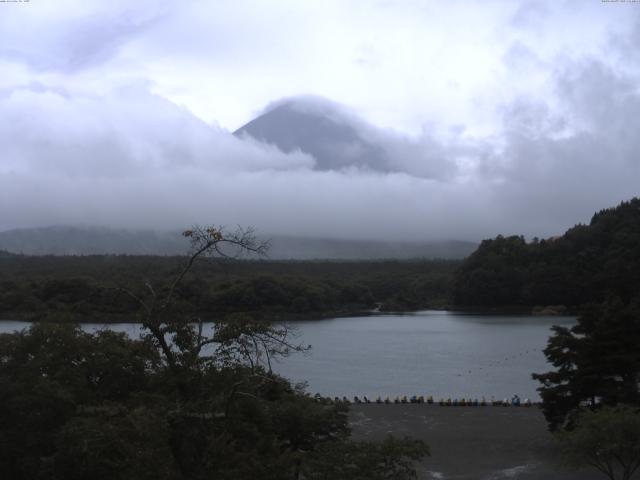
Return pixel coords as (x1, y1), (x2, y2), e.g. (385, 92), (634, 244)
(0, 226), (476, 259)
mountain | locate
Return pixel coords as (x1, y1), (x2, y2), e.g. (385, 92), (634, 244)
(0, 226), (186, 256)
(234, 96), (393, 172)
(265, 236), (475, 260)
(0, 226), (476, 259)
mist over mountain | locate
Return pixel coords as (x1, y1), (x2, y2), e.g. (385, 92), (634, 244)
(0, 226), (476, 259)
(2, 2), (640, 248)
(234, 96), (454, 178)
(265, 235), (476, 260)
(235, 97), (387, 172)
(0, 227), (184, 256)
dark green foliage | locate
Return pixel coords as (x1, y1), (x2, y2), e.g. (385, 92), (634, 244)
(0, 323), (427, 479)
(302, 436), (429, 480)
(0, 324), (162, 479)
(453, 198), (640, 307)
(453, 235), (528, 307)
(533, 298), (640, 430)
(53, 407), (178, 480)
(557, 406), (640, 480)
(0, 257), (457, 321)
(1, 225), (430, 480)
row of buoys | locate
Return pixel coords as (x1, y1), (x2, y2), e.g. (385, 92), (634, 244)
(438, 396), (533, 407)
(312, 394), (434, 405)
(313, 394), (535, 407)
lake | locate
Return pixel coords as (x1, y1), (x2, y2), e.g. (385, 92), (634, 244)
(0, 310), (574, 400)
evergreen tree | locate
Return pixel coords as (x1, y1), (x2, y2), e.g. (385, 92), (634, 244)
(533, 297), (640, 430)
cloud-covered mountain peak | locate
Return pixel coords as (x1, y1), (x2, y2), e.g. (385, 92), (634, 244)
(262, 95), (352, 119)
(235, 95), (391, 172)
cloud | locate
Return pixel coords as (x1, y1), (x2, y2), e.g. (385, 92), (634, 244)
(2, 57), (639, 243)
(473, 59), (640, 234)
(0, 85), (481, 238)
(3, 52), (640, 242)
(1, 2), (640, 242)
(0, 0), (168, 72)
(0, 85), (314, 177)
(245, 95), (463, 179)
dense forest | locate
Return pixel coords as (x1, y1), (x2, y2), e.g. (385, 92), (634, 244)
(0, 254), (456, 322)
(3, 201), (640, 477)
(3, 199), (640, 322)
(0, 227), (430, 480)
(453, 198), (640, 309)
(0, 315), (429, 479)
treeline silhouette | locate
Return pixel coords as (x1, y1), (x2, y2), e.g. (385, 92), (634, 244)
(0, 256), (456, 321)
(453, 198), (640, 308)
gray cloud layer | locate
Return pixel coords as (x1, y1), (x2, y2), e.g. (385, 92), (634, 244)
(1, 2), (639, 242)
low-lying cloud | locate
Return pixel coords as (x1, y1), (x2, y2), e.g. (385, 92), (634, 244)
(2, 56), (639, 242)
(1, 2), (639, 242)
(0, 83), (491, 240)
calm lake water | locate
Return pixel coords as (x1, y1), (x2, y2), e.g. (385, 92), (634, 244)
(0, 311), (574, 400)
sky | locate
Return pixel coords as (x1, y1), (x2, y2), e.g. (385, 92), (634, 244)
(1, 0), (640, 241)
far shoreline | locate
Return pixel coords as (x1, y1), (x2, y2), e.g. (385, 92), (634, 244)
(0, 305), (576, 324)
(0, 301), (580, 324)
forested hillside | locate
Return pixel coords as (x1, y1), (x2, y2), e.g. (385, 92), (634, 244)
(0, 256), (456, 322)
(453, 198), (640, 308)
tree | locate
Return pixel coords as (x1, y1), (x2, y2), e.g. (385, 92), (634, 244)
(533, 297), (640, 430)
(117, 225), (272, 371)
(557, 406), (640, 480)
(453, 198), (640, 309)
(0, 224), (430, 479)
(302, 436), (429, 480)
(0, 323), (162, 480)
